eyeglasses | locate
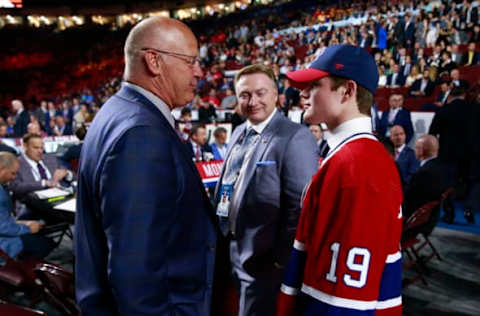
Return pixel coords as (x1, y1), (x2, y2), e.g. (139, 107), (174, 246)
(141, 47), (201, 66)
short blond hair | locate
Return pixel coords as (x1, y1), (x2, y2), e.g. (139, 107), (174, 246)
(234, 64), (277, 91)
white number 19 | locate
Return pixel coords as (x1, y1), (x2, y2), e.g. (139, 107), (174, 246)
(325, 242), (371, 288)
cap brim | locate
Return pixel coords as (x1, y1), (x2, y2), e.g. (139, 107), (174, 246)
(286, 68), (330, 90)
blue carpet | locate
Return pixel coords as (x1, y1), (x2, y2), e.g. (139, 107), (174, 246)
(437, 203), (480, 235)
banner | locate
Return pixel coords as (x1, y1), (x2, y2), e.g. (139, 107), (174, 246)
(196, 160), (224, 187)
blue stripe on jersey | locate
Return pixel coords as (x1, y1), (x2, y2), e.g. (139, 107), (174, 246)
(378, 258), (402, 301)
(282, 248), (307, 289)
(300, 293), (375, 316)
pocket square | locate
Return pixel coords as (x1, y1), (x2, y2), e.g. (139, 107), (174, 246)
(256, 160), (276, 166)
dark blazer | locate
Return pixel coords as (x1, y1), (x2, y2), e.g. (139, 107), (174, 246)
(404, 21), (416, 44)
(429, 98), (474, 163)
(396, 145), (419, 186)
(186, 141), (213, 161)
(8, 154), (68, 199)
(75, 85), (217, 315)
(462, 51), (480, 65)
(386, 72), (406, 86)
(378, 108), (415, 144)
(403, 158), (449, 236)
(56, 124), (73, 136)
(13, 110), (30, 138)
(409, 78), (435, 97)
(214, 111), (319, 275)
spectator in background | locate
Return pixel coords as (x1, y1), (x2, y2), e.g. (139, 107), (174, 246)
(210, 127), (228, 160)
(0, 152), (54, 260)
(409, 69), (435, 97)
(0, 122), (8, 138)
(429, 86), (475, 224)
(378, 93), (414, 144)
(27, 121), (47, 138)
(31, 100), (47, 130)
(403, 135), (448, 237)
(51, 115), (73, 136)
(198, 98), (218, 123)
(464, 42), (479, 66)
(187, 124), (213, 161)
(11, 100), (30, 138)
(404, 65), (421, 87)
(220, 88), (237, 109)
(230, 103), (246, 132)
(73, 104), (89, 130)
(59, 125), (86, 172)
(309, 124), (328, 158)
(177, 107), (193, 141)
(450, 68), (470, 89)
(386, 63), (406, 88)
(390, 125), (419, 188)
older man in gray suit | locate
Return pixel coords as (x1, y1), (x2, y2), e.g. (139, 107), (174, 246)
(214, 64), (318, 316)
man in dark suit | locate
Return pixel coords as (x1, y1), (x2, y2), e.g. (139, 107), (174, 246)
(378, 93), (415, 144)
(214, 64), (318, 316)
(186, 124), (213, 161)
(404, 13), (416, 48)
(409, 69), (435, 97)
(450, 68), (470, 89)
(9, 133), (74, 201)
(51, 115), (73, 136)
(391, 125), (419, 188)
(403, 135), (449, 237)
(386, 64), (406, 88)
(429, 86), (474, 223)
(463, 42), (480, 66)
(75, 17), (218, 315)
(11, 100), (30, 138)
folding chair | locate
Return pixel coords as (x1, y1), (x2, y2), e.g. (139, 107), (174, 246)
(0, 300), (46, 315)
(401, 200), (439, 287)
(0, 248), (78, 315)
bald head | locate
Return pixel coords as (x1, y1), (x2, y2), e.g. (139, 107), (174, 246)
(414, 135), (439, 161)
(124, 17), (196, 79)
(123, 17), (202, 108)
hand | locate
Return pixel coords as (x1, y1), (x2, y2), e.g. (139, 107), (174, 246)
(25, 221), (44, 234)
(53, 169), (68, 182)
(45, 179), (59, 188)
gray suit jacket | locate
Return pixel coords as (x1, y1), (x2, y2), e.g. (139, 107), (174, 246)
(9, 154), (67, 198)
(215, 111), (318, 276)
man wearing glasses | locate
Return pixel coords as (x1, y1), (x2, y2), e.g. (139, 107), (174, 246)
(75, 17), (218, 315)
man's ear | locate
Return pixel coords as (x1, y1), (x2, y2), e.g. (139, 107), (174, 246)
(143, 51), (162, 75)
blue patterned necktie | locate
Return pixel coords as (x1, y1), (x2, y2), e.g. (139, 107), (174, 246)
(221, 127), (258, 186)
(37, 162), (48, 180)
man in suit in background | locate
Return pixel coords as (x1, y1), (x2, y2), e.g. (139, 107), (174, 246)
(464, 42), (479, 66)
(390, 125), (419, 188)
(403, 135), (449, 237)
(186, 124), (213, 161)
(309, 124), (329, 158)
(409, 69), (435, 97)
(210, 126), (228, 160)
(386, 64), (406, 88)
(11, 100), (30, 138)
(378, 93), (415, 144)
(0, 152), (54, 260)
(75, 17), (218, 315)
(9, 133), (73, 201)
(429, 86), (475, 224)
(214, 64), (318, 316)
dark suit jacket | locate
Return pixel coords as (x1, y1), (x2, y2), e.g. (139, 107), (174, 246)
(396, 146), (419, 187)
(378, 108), (415, 144)
(403, 158), (449, 236)
(13, 110), (30, 138)
(75, 85), (217, 315)
(8, 154), (68, 199)
(186, 141), (213, 161)
(214, 111), (318, 276)
(409, 78), (435, 97)
(404, 21), (416, 43)
(386, 72), (406, 86)
(429, 98), (473, 163)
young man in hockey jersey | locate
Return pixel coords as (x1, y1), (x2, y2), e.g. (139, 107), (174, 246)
(277, 44), (403, 315)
